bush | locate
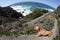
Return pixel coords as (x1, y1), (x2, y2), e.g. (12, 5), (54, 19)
(12, 31), (20, 37)
(0, 29), (12, 36)
(0, 29), (20, 36)
(0, 17), (17, 25)
(43, 19), (54, 31)
(24, 26), (35, 35)
(54, 35), (60, 40)
(25, 8), (48, 20)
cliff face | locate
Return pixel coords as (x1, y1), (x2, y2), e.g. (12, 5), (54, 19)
(0, 6), (23, 18)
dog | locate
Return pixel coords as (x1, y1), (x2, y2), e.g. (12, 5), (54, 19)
(34, 26), (53, 37)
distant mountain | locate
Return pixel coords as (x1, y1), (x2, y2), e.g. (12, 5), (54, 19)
(10, 2), (55, 16)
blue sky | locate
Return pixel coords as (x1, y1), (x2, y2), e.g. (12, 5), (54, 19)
(0, 0), (60, 8)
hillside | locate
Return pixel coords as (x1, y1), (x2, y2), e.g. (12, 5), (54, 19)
(0, 5), (60, 40)
(0, 6), (23, 18)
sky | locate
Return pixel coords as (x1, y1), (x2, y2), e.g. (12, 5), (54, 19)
(0, 0), (60, 8)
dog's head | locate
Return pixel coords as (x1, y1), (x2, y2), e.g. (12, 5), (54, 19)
(34, 26), (40, 31)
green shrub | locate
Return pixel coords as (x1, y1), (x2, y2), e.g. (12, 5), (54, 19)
(24, 26), (35, 35)
(0, 29), (12, 36)
(24, 8), (48, 20)
(18, 19), (27, 24)
(19, 32), (24, 35)
(43, 19), (54, 31)
(54, 35), (60, 40)
(0, 18), (16, 25)
(12, 31), (20, 37)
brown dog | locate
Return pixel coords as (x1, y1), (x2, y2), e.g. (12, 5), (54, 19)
(34, 26), (53, 37)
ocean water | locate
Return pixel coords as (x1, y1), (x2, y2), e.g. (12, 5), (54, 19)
(10, 2), (55, 16)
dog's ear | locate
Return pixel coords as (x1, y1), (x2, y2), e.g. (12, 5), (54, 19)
(34, 26), (40, 31)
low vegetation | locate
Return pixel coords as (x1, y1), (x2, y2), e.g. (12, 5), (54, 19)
(0, 6), (55, 36)
(43, 18), (54, 31)
(23, 8), (48, 22)
(24, 26), (35, 35)
(53, 5), (60, 40)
